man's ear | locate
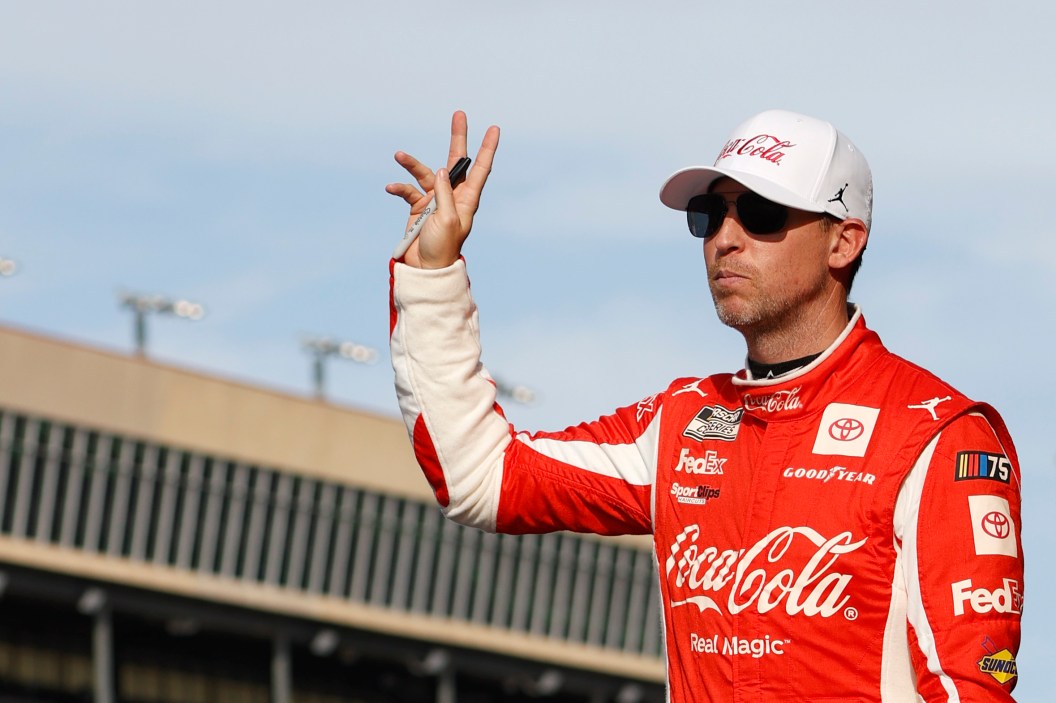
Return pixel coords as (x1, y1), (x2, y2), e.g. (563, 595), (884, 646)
(829, 218), (869, 271)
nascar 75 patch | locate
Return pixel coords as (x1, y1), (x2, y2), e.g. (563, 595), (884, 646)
(955, 451), (1011, 484)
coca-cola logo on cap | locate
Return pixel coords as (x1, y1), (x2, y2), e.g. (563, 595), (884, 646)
(717, 135), (796, 165)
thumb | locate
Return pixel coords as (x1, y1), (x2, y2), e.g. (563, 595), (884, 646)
(432, 166), (455, 220)
(417, 166), (463, 269)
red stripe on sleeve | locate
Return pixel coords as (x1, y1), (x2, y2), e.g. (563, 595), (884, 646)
(413, 414), (450, 508)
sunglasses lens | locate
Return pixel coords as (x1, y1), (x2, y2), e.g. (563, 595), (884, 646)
(736, 193), (788, 234)
(686, 194), (725, 239)
(685, 192), (789, 238)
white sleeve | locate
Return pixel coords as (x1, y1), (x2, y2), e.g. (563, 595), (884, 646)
(390, 259), (511, 531)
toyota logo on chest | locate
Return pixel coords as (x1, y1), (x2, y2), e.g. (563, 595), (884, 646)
(828, 418), (865, 442)
(811, 403), (880, 458)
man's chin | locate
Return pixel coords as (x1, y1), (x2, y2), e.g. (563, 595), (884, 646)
(713, 301), (758, 330)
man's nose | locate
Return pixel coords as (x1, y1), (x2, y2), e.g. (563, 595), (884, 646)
(708, 208), (746, 254)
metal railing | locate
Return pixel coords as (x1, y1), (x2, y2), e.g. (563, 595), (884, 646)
(0, 410), (662, 658)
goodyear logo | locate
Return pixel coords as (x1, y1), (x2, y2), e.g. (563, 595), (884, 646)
(978, 648), (1018, 685)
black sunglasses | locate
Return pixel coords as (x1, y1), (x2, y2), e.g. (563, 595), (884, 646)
(686, 192), (789, 239)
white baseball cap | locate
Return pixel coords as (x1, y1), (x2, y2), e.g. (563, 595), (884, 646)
(659, 109), (873, 230)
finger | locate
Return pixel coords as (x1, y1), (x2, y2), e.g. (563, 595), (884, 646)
(394, 151), (436, 192)
(447, 111), (468, 167)
(463, 124), (501, 194)
(384, 182), (426, 207)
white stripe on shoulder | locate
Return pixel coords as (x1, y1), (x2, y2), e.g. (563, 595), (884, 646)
(514, 409), (662, 487)
(899, 432), (959, 702)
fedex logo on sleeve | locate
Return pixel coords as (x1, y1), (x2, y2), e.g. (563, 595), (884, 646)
(951, 578), (1022, 617)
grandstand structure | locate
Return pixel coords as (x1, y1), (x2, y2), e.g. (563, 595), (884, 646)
(0, 324), (665, 703)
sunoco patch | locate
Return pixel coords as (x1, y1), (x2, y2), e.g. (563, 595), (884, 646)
(978, 637), (1017, 686)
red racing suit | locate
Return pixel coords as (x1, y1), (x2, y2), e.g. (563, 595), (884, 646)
(389, 259), (1023, 702)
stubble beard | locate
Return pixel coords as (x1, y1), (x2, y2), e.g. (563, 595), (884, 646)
(708, 275), (818, 339)
(710, 285), (789, 332)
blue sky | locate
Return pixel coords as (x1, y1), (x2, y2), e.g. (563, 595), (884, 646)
(1, 2), (1053, 698)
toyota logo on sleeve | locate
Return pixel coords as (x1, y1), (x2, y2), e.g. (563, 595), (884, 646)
(967, 495), (1017, 557)
(981, 511), (1011, 539)
(828, 418), (865, 442)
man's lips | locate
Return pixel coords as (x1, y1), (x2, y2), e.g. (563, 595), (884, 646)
(711, 268), (751, 282)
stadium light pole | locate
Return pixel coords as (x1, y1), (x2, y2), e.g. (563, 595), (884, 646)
(302, 336), (378, 400)
(119, 292), (206, 358)
(494, 377), (537, 405)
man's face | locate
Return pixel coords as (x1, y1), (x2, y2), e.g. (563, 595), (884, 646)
(704, 179), (836, 334)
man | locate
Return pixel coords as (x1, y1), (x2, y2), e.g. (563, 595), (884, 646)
(386, 110), (1023, 701)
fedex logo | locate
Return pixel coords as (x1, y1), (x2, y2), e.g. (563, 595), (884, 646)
(676, 448), (726, 475)
(951, 578), (1022, 617)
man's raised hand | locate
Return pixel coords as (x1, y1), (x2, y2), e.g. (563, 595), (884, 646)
(385, 111), (500, 269)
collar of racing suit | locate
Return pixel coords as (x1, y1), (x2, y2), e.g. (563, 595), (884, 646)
(730, 304), (882, 422)
(746, 352), (822, 380)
